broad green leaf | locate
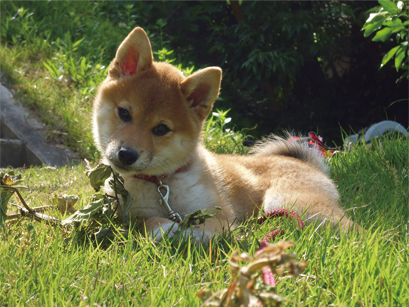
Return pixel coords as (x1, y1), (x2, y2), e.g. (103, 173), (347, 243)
(362, 12), (388, 37)
(108, 174), (133, 218)
(92, 227), (113, 243)
(61, 196), (111, 225)
(86, 163), (112, 192)
(384, 18), (403, 27)
(378, 0), (399, 14)
(391, 27), (406, 34)
(373, 27), (393, 42)
(381, 45), (400, 67)
(0, 189), (14, 228)
(395, 47), (406, 71)
(372, 27), (405, 42)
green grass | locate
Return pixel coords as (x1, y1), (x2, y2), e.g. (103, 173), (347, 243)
(1, 135), (408, 306)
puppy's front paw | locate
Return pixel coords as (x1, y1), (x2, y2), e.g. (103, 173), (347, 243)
(144, 217), (216, 245)
(178, 226), (214, 245)
(144, 217), (178, 242)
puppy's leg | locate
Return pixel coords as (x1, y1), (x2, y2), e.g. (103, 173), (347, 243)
(143, 216), (231, 244)
(263, 188), (361, 232)
(143, 217), (179, 241)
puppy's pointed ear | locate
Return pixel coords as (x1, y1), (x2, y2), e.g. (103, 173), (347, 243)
(181, 67), (222, 119)
(109, 27), (153, 78)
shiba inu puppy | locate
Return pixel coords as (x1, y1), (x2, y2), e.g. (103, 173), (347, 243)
(93, 27), (357, 243)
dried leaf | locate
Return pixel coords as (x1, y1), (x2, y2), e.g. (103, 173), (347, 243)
(1, 171), (24, 186)
(52, 194), (79, 214)
(2, 173), (24, 186)
(179, 206), (222, 229)
(198, 241), (306, 307)
(0, 171), (27, 228)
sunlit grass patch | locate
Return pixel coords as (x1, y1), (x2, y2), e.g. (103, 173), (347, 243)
(1, 135), (408, 306)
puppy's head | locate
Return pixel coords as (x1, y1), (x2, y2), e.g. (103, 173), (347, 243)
(93, 27), (222, 176)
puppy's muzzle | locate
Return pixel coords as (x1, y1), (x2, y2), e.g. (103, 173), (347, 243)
(117, 147), (138, 165)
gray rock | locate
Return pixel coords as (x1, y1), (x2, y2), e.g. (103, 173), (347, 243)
(0, 82), (78, 168)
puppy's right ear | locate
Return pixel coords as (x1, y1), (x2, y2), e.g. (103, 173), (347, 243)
(181, 67), (222, 120)
(109, 27), (153, 78)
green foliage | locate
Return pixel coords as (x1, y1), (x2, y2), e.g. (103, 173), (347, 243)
(203, 109), (250, 155)
(86, 164), (112, 193)
(362, 0), (409, 81)
(60, 194), (111, 226)
(60, 163), (134, 243)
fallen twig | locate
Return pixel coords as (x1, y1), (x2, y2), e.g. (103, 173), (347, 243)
(10, 203), (61, 226)
(6, 205), (53, 220)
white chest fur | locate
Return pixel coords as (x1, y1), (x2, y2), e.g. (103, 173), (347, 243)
(122, 163), (218, 221)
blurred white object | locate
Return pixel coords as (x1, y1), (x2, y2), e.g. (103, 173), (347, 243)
(345, 120), (408, 145)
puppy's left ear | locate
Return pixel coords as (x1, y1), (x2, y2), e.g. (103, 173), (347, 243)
(109, 27), (153, 79)
(181, 67), (222, 120)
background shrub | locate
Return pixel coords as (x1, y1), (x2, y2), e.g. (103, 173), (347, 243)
(1, 1), (407, 153)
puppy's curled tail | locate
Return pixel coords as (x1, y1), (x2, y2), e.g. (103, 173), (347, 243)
(249, 133), (329, 175)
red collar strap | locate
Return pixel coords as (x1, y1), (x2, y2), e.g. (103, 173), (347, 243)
(133, 165), (187, 184)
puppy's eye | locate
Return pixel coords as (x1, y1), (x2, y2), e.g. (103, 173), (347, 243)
(152, 124), (170, 136)
(118, 108), (131, 122)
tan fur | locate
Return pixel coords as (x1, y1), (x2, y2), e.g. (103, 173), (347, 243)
(93, 27), (359, 243)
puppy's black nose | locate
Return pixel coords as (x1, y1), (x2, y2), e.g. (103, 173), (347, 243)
(117, 147), (138, 165)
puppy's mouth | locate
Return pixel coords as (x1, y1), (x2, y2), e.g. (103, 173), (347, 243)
(106, 147), (152, 175)
(108, 161), (132, 173)
(108, 159), (151, 174)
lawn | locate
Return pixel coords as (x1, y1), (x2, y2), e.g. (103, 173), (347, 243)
(1, 1), (408, 306)
(1, 130), (408, 306)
